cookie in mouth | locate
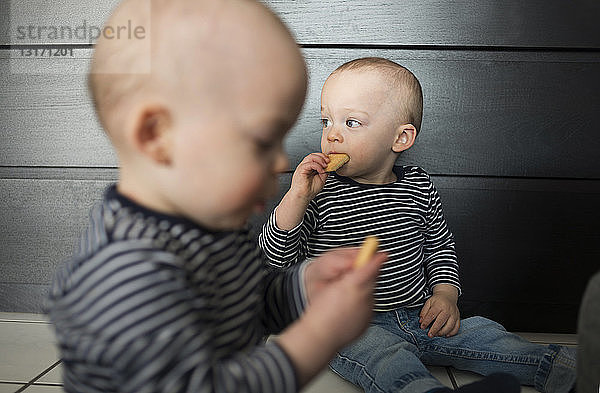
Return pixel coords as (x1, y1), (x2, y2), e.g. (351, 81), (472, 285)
(325, 153), (349, 172)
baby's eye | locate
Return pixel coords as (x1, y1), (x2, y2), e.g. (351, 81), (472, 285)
(346, 119), (361, 128)
(321, 118), (331, 128)
(254, 138), (275, 152)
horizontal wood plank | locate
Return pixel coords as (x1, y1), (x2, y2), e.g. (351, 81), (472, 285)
(434, 176), (600, 332)
(0, 49), (116, 167)
(267, 0), (600, 49)
(0, 283), (52, 313)
(1, 175), (598, 332)
(0, 0), (119, 45)
(2, 0), (599, 48)
(2, 48), (600, 178)
(0, 178), (111, 286)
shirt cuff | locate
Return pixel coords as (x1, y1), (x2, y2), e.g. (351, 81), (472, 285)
(272, 206), (304, 236)
(297, 259), (313, 310)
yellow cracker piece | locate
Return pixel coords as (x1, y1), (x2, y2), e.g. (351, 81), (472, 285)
(325, 153), (350, 172)
(354, 236), (379, 268)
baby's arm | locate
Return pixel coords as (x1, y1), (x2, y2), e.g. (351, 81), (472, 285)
(276, 153), (329, 230)
(259, 203), (319, 268)
(420, 173), (462, 337)
(276, 248), (385, 386)
(259, 153), (328, 267)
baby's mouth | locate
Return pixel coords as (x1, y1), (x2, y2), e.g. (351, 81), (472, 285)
(325, 152), (350, 172)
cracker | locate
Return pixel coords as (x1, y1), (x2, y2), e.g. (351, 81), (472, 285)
(325, 153), (350, 172)
(354, 236), (379, 268)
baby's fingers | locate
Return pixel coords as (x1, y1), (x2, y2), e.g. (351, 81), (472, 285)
(447, 319), (461, 337)
(419, 299), (431, 324)
(427, 313), (448, 338)
(420, 302), (437, 330)
(315, 248), (360, 274)
(352, 252), (386, 286)
(437, 316), (458, 337)
(301, 152), (329, 168)
(295, 161), (327, 179)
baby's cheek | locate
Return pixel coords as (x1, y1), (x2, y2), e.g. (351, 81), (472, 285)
(350, 149), (368, 166)
(228, 169), (265, 207)
(320, 136), (328, 152)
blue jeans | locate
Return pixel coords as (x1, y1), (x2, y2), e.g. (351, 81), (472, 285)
(330, 308), (576, 393)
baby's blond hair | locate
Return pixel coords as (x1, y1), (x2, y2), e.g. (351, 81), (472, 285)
(332, 57), (423, 133)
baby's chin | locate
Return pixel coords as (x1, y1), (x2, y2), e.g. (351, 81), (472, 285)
(196, 212), (250, 232)
(253, 201), (266, 215)
(226, 203), (266, 230)
(334, 163), (351, 176)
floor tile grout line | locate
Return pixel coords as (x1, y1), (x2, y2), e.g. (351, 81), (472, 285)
(14, 360), (61, 393)
(0, 320), (50, 324)
(445, 366), (459, 390)
(525, 340), (577, 343)
(29, 382), (63, 386)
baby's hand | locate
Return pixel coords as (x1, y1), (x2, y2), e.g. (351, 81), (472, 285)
(275, 153), (330, 231)
(419, 284), (460, 338)
(290, 153), (330, 202)
(276, 249), (384, 386)
(304, 248), (386, 348)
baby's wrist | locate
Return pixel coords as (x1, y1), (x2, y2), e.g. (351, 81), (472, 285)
(278, 314), (338, 385)
(274, 191), (310, 231)
(432, 284), (459, 302)
(286, 187), (313, 206)
(299, 312), (340, 353)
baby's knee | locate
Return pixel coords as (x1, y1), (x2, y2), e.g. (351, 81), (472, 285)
(339, 325), (416, 360)
(461, 315), (507, 332)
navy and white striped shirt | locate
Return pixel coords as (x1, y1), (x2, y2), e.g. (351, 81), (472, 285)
(47, 185), (306, 393)
(259, 166), (460, 311)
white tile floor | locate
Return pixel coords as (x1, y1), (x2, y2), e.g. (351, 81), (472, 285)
(0, 313), (62, 393)
(0, 313), (577, 393)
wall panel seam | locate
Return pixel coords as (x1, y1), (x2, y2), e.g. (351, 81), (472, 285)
(2, 43), (599, 53)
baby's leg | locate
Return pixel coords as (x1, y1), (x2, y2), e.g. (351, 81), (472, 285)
(418, 315), (576, 393)
(577, 270), (600, 393)
(330, 323), (446, 393)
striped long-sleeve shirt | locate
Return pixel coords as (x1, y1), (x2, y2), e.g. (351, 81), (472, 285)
(47, 185), (306, 393)
(259, 166), (460, 311)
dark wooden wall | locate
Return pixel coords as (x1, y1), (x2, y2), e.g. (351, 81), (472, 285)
(1, 1), (599, 332)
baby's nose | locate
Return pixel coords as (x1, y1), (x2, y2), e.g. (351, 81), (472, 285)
(327, 127), (343, 142)
(273, 149), (289, 173)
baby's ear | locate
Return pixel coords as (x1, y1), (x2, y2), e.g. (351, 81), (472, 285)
(131, 106), (173, 165)
(392, 124), (417, 153)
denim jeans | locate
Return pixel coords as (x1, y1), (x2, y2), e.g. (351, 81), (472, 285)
(330, 308), (576, 393)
